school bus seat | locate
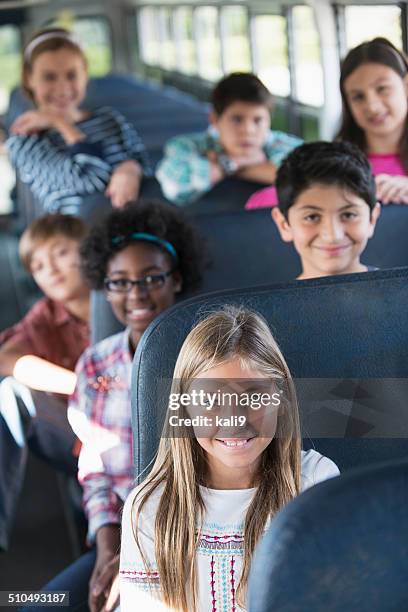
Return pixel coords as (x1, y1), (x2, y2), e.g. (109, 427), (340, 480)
(90, 205), (408, 344)
(130, 267), (408, 479)
(249, 456), (408, 612)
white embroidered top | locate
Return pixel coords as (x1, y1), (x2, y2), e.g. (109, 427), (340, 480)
(120, 449), (339, 612)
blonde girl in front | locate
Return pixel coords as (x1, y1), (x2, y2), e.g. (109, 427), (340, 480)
(120, 306), (339, 611)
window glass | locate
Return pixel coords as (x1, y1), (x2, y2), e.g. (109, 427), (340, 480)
(195, 6), (222, 81)
(73, 17), (112, 76)
(0, 25), (22, 115)
(292, 5), (323, 106)
(138, 7), (160, 65)
(174, 7), (196, 74)
(158, 7), (176, 70)
(252, 15), (290, 97)
(221, 6), (251, 73)
(0, 144), (15, 215)
(344, 5), (402, 50)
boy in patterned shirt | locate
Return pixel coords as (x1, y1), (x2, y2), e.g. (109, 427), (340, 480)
(156, 72), (302, 205)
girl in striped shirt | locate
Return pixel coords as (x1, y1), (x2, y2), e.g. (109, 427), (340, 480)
(8, 28), (148, 215)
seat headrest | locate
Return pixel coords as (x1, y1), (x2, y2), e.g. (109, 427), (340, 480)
(249, 456), (408, 612)
(91, 206), (408, 344)
(132, 268), (408, 480)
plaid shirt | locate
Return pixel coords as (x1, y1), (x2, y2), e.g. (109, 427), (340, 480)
(68, 329), (133, 543)
(156, 127), (302, 205)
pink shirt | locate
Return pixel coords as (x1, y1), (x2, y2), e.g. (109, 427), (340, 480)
(245, 153), (407, 211)
(368, 153), (406, 177)
(245, 186), (279, 210)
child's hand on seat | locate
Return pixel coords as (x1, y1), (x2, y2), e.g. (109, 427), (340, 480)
(10, 110), (59, 135)
(375, 174), (408, 205)
(106, 161), (142, 208)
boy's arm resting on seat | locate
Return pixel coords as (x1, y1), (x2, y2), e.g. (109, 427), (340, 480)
(238, 131), (303, 183)
(0, 327), (76, 394)
(13, 356), (76, 394)
(232, 131), (303, 185)
(236, 159), (278, 184)
(156, 135), (212, 205)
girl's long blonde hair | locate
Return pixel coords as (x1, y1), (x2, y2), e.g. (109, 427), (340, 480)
(132, 306), (301, 611)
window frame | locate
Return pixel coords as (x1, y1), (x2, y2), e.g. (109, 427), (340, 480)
(0, 23), (23, 117)
(73, 14), (114, 75)
(334, 2), (404, 56)
(132, 2), (323, 138)
(193, 4), (223, 81)
(219, 4), (252, 75)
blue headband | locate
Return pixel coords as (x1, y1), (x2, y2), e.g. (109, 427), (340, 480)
(111, 232), (178, 264)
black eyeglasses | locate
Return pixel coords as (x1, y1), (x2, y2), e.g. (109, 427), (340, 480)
(104, 270), (175, 293)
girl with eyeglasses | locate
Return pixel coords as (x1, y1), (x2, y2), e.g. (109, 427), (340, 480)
(25, 200), (204, 612)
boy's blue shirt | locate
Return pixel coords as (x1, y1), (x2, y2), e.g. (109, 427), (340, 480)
(156, 126), (302, 205)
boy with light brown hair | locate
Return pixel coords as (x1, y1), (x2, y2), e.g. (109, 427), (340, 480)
(0, 213), (90, 551)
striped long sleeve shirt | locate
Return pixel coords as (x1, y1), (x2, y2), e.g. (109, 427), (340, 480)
(7, 106), (149, 214)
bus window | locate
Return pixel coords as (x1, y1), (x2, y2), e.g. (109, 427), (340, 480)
(158, 8), (176, 70)
(291, 5), (324, 106)
(138, 7), (160, 66)
(73, 17), (112, 76)
(0, 25), (21, 115)
(344, 5), (402, 50)
(251, 14), (290, 97)
(174, 7), (196, 75)
(0, 140), (15, 215)
(220, 6), (251, 73)
(195, 6), (222, 81)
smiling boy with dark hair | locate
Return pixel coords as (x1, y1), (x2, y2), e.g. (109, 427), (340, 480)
(272, 141), (381, 279)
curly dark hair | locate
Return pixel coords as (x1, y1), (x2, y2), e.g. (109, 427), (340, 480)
(80, 200), (205, 293)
